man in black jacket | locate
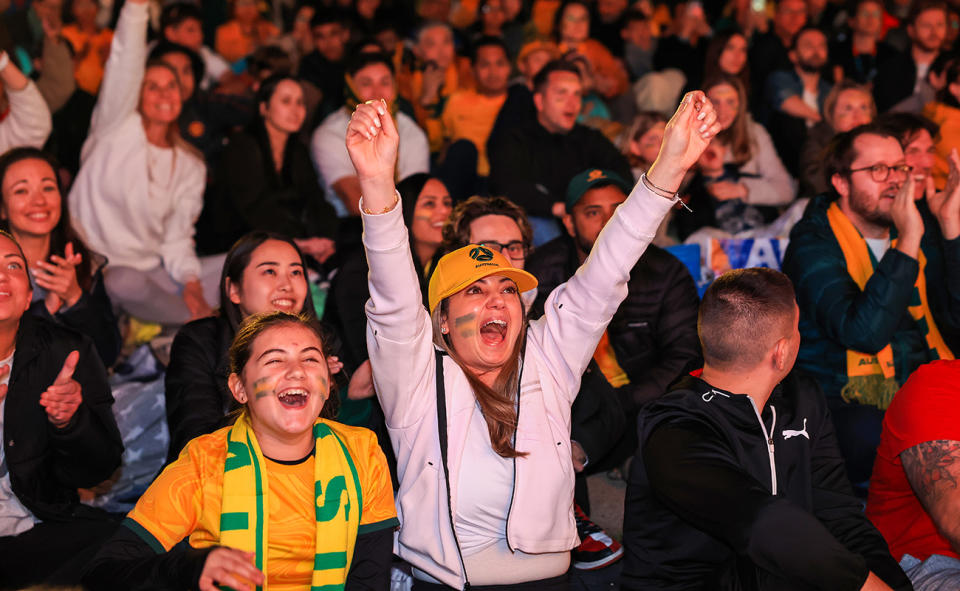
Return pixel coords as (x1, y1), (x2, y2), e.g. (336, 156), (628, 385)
(0, 233), (123, 589)
(527, 168), (700, 478)
(873, 0), (947, 113)
(488, 60), (631, 245)
(620, 268), (911, 591)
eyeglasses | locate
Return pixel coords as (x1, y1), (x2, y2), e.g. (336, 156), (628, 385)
(478, 240), (529, 260)
(847, 163), (913, 182)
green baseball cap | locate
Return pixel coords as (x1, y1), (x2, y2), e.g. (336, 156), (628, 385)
(564, 169), (632, 211)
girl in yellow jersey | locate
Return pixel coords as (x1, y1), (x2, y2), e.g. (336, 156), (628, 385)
(83, 312), (398, 591)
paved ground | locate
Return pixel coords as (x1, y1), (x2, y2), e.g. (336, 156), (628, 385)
(587, 471), (628, 541)
(569, 471), (629, 590)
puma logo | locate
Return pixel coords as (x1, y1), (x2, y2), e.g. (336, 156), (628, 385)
(702, 389), (730, 402)
(783, 418), (809, 440)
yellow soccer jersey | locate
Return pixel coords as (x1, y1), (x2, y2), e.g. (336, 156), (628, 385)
(126, 421), (398, 590)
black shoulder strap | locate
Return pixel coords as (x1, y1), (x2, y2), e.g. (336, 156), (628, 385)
(435, 349), (449, 476)
(433, 349), (470, 589)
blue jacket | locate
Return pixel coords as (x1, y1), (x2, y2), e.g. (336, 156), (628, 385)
(781, 195), (960, 400)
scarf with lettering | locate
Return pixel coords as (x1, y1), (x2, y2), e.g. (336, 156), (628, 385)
(220, 412), (362, 590)
(826, 201), (953, 409)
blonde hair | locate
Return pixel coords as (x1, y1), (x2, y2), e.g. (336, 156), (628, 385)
(431, 302), (528, 458)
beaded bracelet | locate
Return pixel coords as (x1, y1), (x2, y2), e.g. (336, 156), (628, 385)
(360, 190), (401, 215)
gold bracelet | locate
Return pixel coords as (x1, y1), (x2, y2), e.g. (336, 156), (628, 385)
(360, 190), (400, 215)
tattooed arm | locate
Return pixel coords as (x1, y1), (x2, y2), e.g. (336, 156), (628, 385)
(900, 439), (960, 553)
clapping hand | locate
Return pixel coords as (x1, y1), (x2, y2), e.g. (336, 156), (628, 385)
(926, 148), (960, 240)
(39, 350), (81, 429)
(892, 175), (924, 259)
(647, 91), (723, 195)
(33, 242), (83, 315)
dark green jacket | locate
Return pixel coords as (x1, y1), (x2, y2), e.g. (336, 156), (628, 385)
(781, 195), (960, 400)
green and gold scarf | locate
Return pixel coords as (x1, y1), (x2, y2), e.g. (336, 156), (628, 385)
(219, 413), (363, 590)
(827, 202), (954, 409)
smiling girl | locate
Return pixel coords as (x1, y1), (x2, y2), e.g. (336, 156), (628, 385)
(165, 232), (345, 463)
(86, 312), (397, 591)
(0, 148), (120, 366)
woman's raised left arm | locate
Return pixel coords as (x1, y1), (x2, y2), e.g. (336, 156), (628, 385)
(532, 91), (722, 395)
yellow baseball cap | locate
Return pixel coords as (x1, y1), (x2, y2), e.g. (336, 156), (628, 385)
(428, 244), (539, 313)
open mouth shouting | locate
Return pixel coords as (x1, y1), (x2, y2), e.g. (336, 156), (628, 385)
(480, 318), (508, 346)
(277, 387), (309, 409)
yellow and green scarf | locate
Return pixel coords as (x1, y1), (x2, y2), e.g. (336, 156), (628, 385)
(219, 413), (363, 591)
(827, 202), (954, 409)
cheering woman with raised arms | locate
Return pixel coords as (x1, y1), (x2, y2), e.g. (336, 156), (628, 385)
(346, 91), (721, 589)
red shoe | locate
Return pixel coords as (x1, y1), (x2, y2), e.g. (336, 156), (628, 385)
(572, 503), (623, 570)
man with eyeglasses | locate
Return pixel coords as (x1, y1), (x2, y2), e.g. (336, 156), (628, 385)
(782, 123), (960, 491)
(440, 195), (533, 264)
(526, 168), (700, 570)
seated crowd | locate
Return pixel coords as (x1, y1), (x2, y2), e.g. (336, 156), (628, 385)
(4, 0), (960, 589)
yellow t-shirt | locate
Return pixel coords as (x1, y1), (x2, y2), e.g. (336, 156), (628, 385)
(127, 422), (398, 590)
(61, 25), (113, 95)
(441, 89), (507, 176)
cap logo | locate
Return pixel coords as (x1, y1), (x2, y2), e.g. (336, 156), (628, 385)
(469, 246), (494, 262)
(587, 169), (606, 182)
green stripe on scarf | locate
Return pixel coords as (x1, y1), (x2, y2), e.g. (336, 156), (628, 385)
(220, 413), (361, 590)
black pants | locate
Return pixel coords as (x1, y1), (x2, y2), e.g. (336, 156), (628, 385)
(412, 573), (569, 591)
(0, 519), (119, 590)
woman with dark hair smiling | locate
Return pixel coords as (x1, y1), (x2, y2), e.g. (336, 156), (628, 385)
(0, 147), (120, 366)
(86, 312), (397, 591)
(347, 89), (721, 589)
(164, 232), (342, 463)
(201, 74), (338, 260)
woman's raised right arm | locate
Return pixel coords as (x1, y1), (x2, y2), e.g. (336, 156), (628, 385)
(86, 0), (149, 143)
(348, 101), (436, 428)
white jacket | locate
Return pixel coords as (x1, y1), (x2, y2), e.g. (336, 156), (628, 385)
(69, 0), (205, 282)
(0, 79), (51, 153)
(363, 180), (674, 588)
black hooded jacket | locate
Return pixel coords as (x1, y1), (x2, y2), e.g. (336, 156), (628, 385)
(621, 371), (911, 591)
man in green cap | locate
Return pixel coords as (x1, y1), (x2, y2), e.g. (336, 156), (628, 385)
(526, 168), (701, 569)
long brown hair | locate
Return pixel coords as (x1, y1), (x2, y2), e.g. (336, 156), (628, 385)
(704, 73), (752, 166)
(431, 301), (529, 458)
